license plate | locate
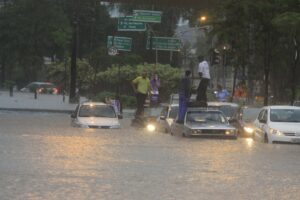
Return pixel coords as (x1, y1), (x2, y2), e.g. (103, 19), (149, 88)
(291, 138), (300, 143)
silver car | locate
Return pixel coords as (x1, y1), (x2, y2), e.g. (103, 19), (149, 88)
(170, 108), (237, 139)
(157, 104), (179, 133)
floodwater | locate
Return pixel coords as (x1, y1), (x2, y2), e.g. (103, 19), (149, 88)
(0, 111), (299, 200)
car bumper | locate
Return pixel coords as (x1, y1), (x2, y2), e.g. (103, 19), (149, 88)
(185, 130), (237, 138)
(269, 134), (300, 144)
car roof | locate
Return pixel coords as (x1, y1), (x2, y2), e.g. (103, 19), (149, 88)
(264, 105), (300, 110)
(186, 107), (222, 112)
(80, 102), (108, 106)
(30, 82), (53, 85)
(207, 101), (239, 107)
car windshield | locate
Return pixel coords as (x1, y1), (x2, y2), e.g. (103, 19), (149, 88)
(242, 108), (261, 122)
(270, 109), (300, 122)
(79, 105), (116, 118)
(186, 111), (227, 124)
(169, 107), (179, 119)
(208, 105), (238, 118)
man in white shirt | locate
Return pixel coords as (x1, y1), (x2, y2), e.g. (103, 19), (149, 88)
(196, 55), (210, 105)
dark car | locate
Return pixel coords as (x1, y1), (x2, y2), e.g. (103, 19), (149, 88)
(232, 107), (261, 137)
(207, 102), (240, 122)
(20, 82), (59, 94)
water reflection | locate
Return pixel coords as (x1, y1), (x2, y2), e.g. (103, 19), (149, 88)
(245, 138), (254, 149)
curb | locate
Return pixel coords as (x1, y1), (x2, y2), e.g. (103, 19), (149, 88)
(0, 107), (73, 114)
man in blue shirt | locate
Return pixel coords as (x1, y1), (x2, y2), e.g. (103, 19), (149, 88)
(216, 84), (229, 102)
(177, 70), (192, 124)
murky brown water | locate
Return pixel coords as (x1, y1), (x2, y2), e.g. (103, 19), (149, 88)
(0, 111), (299, 200)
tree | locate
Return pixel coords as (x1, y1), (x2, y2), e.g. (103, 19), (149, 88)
(272, 11), (300, 104)
(0, 0), (70, 87)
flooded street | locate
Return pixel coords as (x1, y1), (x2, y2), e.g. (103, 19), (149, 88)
(0, 111), (299, 200)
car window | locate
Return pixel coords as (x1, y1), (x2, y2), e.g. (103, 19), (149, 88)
(262, 110), (268, 122)
(257, 110), (265, 120)
(169, 106), (179, 119)
(186, 111), (226, 124)
(208, 105), (238, 118)
(270, 109), (300, 122)
(79, 105), (116, 118)
(160, 107), (168, 118)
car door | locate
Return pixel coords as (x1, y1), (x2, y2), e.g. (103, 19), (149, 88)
(254, 109), (267, 141)
(157, 106), (168, 131)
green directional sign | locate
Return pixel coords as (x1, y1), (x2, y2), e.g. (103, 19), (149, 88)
(132, 10), (162, 23)
(118, 16), (146, 31)
(107, 36), (132, 51)
(147, 36), (181, 51)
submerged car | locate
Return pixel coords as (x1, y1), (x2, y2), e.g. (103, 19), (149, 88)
(170, 108), (237, 139)
(232, 107), (261, 137)
(20, 82), (59, 94)
(253, 106), (300, 144)
(71, 102), (120, 129)
(157, 104), (179, 133)
(207, 102), (240, 121)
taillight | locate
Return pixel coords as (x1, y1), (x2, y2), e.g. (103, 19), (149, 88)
(53, 88), (58, 94)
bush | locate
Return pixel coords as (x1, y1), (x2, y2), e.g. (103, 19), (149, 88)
(91, 91), (136, 108)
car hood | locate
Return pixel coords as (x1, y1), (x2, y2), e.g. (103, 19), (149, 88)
(77, 117), (120, 126)
(186, 123), (235, 130)
(269, 122), (300, 132)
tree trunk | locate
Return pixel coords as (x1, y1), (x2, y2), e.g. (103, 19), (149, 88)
(69, 19), (78, 103)
(290, 37), (298, 105)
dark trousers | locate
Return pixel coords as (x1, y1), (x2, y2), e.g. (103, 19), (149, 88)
(178, 96), (187, 123)
(197, 78), (210, 103)
(136, 92), (147, 118)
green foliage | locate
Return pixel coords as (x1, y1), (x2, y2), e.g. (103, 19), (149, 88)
(91, 91), (137, 108)
(97, 63), (181, 101)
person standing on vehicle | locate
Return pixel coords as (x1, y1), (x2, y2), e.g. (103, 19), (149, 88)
(132, 70), (151, 119)
(196, 55), (210, 105)
(177, 70), (192, 124)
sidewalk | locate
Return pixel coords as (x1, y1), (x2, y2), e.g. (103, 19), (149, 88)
(0, 90), (136, 116)
(0, 90), (82, 113)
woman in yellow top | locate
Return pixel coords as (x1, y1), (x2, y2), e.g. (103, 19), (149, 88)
(131, 70), (151, 119)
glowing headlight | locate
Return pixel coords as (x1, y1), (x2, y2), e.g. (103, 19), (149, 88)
(146, 124), (156, 132)
(269, 128), (283, 135)
(225, 130), (235, 135)
(243, 127), (254, 134)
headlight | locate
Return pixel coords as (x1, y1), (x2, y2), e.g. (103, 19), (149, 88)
(225, 130), (235, 135)
(243, 127), (254, 134)
(146, 124), (156, 132)
(269, 128), (284, 135)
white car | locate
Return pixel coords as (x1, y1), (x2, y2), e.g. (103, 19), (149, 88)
(253, 106), (300, 144)
(157, 104), (179, 133)
(71, 102), (121, 129)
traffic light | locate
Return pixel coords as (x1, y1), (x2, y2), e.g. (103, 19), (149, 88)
(211, 49), (221, 65)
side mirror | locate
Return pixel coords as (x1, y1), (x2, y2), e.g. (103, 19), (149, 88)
(160, 116), (166, 120)
(70, 113), (76, 118)
(259, 119), (267, 124)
